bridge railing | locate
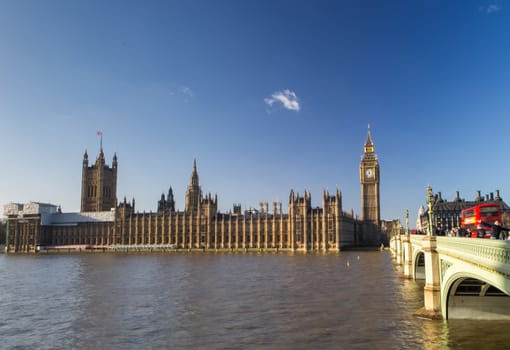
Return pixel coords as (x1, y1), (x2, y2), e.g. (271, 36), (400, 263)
(435, 237), (510, 277)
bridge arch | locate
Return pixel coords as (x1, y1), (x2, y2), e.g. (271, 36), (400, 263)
(412, 249), (425, 280)
(442, 263), (510, 320)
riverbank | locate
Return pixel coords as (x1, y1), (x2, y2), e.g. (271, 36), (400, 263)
(8, 244), (384, 255)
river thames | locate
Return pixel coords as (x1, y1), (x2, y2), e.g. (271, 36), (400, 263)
(1, 251), (509, 349)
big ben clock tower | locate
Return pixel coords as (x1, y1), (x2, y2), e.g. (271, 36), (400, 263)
(360, 125), (380, 227)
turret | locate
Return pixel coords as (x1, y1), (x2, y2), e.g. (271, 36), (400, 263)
(273, 201), (282, 215)
(83, 149), (89, 167)
(158, 193), (166, 212)
(97, 148), (105, 165)
(167, 187), (175, 212)
(81, 150), (89, 212)
(336, 188), (342, 212)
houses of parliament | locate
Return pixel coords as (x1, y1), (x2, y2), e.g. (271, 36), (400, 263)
(4, 128), (382, 253)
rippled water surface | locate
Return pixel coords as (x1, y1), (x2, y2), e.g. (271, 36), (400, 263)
(1, 251), (509, 349)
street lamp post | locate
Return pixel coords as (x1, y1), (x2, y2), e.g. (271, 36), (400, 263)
(405, 208), (409, 235)
(426, 185), (434, 236)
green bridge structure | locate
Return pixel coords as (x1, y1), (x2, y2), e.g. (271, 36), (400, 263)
(391, 234), (510, 320)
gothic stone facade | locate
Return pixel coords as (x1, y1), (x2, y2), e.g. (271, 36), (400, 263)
(81, 148), (117, 212)
(4, 129), (381, 253)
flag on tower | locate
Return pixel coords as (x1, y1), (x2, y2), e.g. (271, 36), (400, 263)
(96, 130), (103, 151)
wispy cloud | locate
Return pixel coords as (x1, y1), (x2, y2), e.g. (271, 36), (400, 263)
(481, 3), (502, 14)
(169, 85), (194, 102)
(264, 89), (300, 112)
(180, 86), (193, 97)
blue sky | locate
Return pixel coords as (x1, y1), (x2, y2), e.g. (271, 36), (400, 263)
(1, 0), (509, 227)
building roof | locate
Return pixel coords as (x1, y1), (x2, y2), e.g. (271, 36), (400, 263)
(3, 201), (115, 225)
(49, 211), (115, 225)
(3, 202), (57, 217)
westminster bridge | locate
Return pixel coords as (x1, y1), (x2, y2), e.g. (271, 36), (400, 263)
(391, 234), (510, 320)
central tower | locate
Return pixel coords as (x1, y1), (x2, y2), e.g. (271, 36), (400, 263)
(185, 159), (202, 213)
(360, 125), (380, 226)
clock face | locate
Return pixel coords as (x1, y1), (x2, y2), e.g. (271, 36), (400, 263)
(365, 168), (373, 178)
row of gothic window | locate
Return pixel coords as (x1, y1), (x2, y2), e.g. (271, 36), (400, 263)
(87, 185), (113, 199)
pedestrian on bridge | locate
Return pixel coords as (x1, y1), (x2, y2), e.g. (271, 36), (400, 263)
(490, 221), (509, 239)
(491, 221), (501, 239)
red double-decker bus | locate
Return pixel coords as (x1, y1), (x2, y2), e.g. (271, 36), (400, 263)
(461, 203), (501, 238)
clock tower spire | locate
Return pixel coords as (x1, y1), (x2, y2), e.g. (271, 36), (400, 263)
(360, 124), (380, 227)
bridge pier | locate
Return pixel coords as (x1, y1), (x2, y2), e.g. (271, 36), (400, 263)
(414, 236), (442, 319)
(401, 235), (413, 279)
(394, 234), (402, 265)
(390, 236), (396, 259)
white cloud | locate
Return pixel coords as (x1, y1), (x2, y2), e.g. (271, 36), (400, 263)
(482, 4), (502, 13)
(264, 89), (300, 112)
(180, 86), (193, 97)
(169, 85), (194, 102)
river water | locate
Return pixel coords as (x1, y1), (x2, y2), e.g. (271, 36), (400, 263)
(0, 251), (509, 349)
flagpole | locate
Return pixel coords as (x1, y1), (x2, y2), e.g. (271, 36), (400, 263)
(97, 130), (103, 152)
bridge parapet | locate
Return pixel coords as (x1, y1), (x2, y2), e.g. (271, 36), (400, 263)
(409, 234), (426, 247)
(436, 237), (510, 277)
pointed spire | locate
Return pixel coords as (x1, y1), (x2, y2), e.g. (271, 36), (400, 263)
(190, 159), (199, 186)
(83, 149), (89, 167)
(365, 124), (373, 146)
(364, 124), (374, 153)
(185, 159), (201, 213)
(112, 152), (118, 168)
